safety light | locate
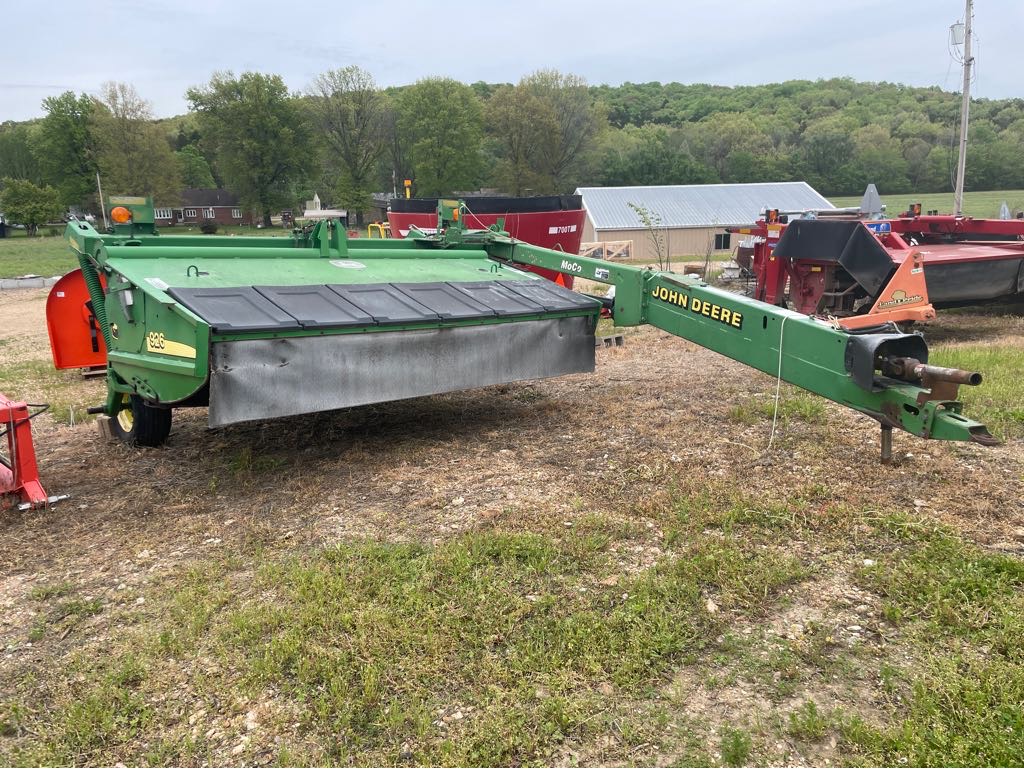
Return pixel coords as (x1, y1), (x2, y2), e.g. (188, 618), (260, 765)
(110, 206), (132, 224)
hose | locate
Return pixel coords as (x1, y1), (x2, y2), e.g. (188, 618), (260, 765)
(77, 252), (113, 350)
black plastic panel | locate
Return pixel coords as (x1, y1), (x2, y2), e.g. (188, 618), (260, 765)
(447, 281), (547, 317)
(393, 282), (496, 320)
(168, 286), (300, 333)
(773, 220), (896, 296)
(255, 285), (373, 328)
(170, 280), (598, 335)
(329, 284), (440, 324)
(498, 280), (602, 312)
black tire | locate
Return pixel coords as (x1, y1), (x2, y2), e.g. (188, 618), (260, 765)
(110, 394), (172, 447)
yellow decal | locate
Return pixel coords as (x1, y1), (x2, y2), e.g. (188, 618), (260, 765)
(650, 286), (743, 329)
(108, 195), (147, 205)
(146, 331), (196, 359)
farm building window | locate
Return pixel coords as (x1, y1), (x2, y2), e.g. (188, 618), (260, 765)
(231, 208), (242, 219)
(714, 233), (731, 250)
(203, 207), (215, 219)
(154, 208), (172, 219)
(184, 208), (197, 218)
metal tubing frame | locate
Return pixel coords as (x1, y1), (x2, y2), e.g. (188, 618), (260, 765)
(485, 237), (993, 444)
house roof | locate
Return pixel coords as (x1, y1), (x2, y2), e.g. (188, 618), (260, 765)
(180, 188), (241, 207)
(576, 182), (833, 230)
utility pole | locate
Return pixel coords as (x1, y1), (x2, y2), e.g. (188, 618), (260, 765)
(96, 172), (108, 230)
(953, 0), (973, 217)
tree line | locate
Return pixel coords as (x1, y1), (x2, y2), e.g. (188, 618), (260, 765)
(2, 70), (1023, 229)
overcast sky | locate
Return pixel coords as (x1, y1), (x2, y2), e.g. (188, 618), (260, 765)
(2, 0), (1020, 122)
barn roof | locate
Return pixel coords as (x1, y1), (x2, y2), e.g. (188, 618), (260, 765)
(576, 182), (833, 230)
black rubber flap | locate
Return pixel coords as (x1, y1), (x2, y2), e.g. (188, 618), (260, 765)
(329, 284), (440, 324)
(255, 285), (373, 329)
(167, 286), (300, 333)
(773, 220), (895, 296)
(392, 282), (496, 320)
(447, 281), (547, 317)
(498, 280), (602, 312)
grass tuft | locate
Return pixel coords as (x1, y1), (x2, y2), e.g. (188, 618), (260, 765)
(726, 387), (827, 427)
(787, 700), (829, 740)
(719, 725), (753, 766)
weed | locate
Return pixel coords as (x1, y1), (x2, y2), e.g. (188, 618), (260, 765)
(27, 621), (46, 643)
(5, 654), (152, 765)
(0, 703), (30, 739)
(53, 598), (103, 623)
(726, 388), (827, 427)
(28, 582), (73, 601)
(229, 446), (285, 475)
(719, 725), (753, 766)
(787, 700), (829, 740)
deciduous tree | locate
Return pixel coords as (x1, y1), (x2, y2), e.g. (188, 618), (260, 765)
(92, 82), (182, 202)
(0, 122), (43, 184)
(397, 78), (483, 197)
(175, 144), (216, 188)
(0, 178), (63, 236)
(486, 83), (547, 195)
(33, 92), (99, 207)
(187, 72), (314, 225)
(599, 125), (716, 186)
(309, 66), (387, 225)
(488, 70), (605, 194)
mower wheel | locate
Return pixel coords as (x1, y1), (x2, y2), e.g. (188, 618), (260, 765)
(110, 394), (172, 447)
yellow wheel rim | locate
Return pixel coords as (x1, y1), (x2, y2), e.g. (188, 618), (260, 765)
(116, 394), (133, 432)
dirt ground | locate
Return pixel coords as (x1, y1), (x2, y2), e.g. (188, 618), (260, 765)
(1, 286), (1022, 764)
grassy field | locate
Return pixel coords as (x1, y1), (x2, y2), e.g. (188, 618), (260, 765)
(4, 484), (1023, 765)
(830, 189), (1024, 218)
(0, 236), (77, 279)
(930, 343), (1024, 440)
(0, 286), (1021, 765)
(0, 226), (301, 279)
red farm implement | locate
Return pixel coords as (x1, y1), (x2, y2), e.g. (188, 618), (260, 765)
(0, 394), (63, 510)
(730, 194), (1024, 324)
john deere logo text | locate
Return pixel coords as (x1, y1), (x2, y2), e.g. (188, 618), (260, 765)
(877, 289), (924, 309)
(650, 286), (743, 329)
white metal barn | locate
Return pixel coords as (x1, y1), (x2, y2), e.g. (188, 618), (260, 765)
(577, 182), (833, 261)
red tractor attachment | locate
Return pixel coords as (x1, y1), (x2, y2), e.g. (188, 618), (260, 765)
(0, 394), (64, 510)
(730, 198), (1024, 319)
